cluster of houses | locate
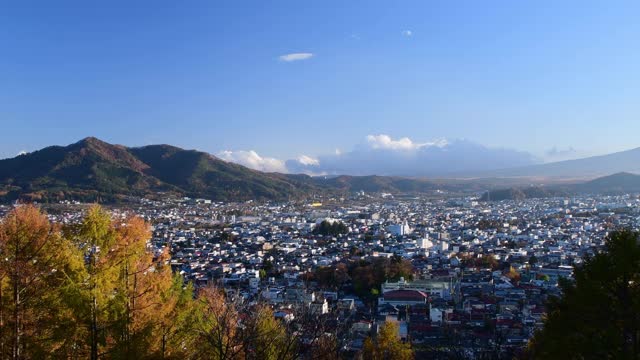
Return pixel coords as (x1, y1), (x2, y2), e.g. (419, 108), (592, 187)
(11, 192), (640, 356)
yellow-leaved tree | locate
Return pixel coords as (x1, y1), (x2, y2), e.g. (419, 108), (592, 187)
(64, 205), (197, 359)
(111, 215), (196, 358)
(363, 321), (413, 360)
(0, 205), (86, 359)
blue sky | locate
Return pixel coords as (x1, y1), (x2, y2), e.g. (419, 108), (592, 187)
(2, 0), (640, 166)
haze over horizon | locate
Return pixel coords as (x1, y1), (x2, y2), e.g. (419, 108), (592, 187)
(3, 1), (640, 173)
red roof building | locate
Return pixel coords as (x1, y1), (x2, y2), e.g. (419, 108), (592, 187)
(378, 289), (428, 306)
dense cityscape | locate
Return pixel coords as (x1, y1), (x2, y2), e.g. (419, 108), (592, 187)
(6, 192), (636, 358)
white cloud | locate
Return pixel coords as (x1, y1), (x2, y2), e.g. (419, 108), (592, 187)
(278, 53), (314, 62)
(296, 155), (319, 166)
(215, 134), (536, 177)
(402, 30), (412, 37)
(366, 134), (423, 151)
(365, 134), (448, 151)
(17, 150), (28, 156)
(288, 135), (537, 176)
(217, 150), (287, 173)
(425, 138), (449, 148)
(285, 156), (326, 176)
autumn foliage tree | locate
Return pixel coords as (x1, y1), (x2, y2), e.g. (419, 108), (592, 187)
(110, 216), (189, 358)
(338, 256), (413, 299)
(0, 205), (86, 359)
(192, 286), (298, 360)
(193, 286), (244, 359)
(0, 205), (198, 359)
(241, 304), (294, 360)
(362, 322), (413, 360)
(155, 275), (198, 358)
(64, 206), (198, 359)
(0, 205), (350, 360)
(311, 256), (414, 300)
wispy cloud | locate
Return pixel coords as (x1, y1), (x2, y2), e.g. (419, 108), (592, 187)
(402, 30), (412, 37)
(278, 53), (314, 62)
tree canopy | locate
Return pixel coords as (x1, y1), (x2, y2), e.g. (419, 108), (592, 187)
(312, 220), (348, 237)
(311, 256), (413, 299)
(0, 205), (348, 359)
(527, 229), (640, 359)
(363, 321), (413, 360)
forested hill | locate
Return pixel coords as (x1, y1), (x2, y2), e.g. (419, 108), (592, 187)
(0, 137), (483, 203)
(0, 137), (319, 202)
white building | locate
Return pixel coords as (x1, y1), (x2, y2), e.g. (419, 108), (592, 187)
(387, 221), (412, 236)
(419, 237), (433, 249)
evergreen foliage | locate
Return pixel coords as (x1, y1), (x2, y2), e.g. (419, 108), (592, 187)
(528, 230), (640, 359)
(312, 220), (348, 236)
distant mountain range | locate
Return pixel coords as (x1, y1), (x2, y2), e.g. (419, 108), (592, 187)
(3, 137), (640, 203)
(476, 147), (640, 178)
(286, 138), (538, 176)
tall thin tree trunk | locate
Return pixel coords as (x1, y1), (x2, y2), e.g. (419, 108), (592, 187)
(1, 277), (4, 358)
(130, 271), (137, 359)
(91, 293), (98, 360)
(12, 244), (20, 360)
(124, 263), (131, 358)
(90, 254), (98, 360)
(12, 279), (19, 359)
(161, 333), (166, 359)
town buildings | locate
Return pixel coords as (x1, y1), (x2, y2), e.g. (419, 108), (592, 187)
(31, 192), (640, 357)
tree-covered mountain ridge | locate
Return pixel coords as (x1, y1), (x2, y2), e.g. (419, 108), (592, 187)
(4, 137), (639, 203)
(0, 137), (322, 202)
(0, 137), (459, 202)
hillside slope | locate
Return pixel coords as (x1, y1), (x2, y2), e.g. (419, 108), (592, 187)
(483, 147), (640, 178)
(0, 138), (317, 202)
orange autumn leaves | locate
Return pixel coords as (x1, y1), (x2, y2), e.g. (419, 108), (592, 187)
(0, 205), (302, 360)
(0, 205), (193, 359)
